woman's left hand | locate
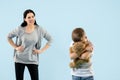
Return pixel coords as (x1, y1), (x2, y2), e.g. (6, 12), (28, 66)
(33, 44), (50, 54)
(33, 49), (43, 54)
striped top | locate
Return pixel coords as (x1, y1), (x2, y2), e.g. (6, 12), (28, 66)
(70, 42), (94, 77)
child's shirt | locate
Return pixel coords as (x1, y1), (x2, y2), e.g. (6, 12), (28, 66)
(70, 41), (94, 77)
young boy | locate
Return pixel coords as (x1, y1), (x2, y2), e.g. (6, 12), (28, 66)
(69, 28), (94, 80)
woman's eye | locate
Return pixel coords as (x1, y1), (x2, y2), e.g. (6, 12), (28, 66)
(32, 16), (34, 18)
(28, 17), (31, 19)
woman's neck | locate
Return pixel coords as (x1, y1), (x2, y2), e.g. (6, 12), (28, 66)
(25, 25), (35, 33)
(27, 24), (35, 29)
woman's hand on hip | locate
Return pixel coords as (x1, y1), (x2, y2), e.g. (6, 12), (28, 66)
(15, 46), (24, 52)
(33, 49), (43, 54)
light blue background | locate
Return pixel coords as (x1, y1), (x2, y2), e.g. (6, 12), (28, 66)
(1, 0), (120, 80)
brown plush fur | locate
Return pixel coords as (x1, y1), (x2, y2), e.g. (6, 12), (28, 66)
(69, 41), (91, 68)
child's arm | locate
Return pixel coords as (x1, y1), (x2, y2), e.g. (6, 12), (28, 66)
(70, 53), (78, 59)
(80, 51), (92, 60)
(80, 42), (93, 59)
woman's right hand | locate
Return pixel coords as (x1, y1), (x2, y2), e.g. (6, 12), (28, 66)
(15, 46), (24, 52)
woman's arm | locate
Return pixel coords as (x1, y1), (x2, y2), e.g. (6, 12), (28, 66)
(8, 38), (24, 52)
(8, 38), (17, 49)
(33, 43), (50, 54)
(7, 27), (25, 52)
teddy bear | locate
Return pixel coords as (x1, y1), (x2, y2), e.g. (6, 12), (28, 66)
(69, 41), (92, 68)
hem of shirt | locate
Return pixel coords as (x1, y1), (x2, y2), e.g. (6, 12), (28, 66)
(71, 74), (94, 77)
(14, 61), (39, 65)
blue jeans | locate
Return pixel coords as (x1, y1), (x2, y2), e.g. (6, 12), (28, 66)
(72, 75), (94, 80)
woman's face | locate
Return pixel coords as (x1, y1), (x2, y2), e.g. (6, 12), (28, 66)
(24, 12), (35, 25)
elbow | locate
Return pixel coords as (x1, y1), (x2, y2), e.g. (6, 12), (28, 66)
(70, 55), (73, 59)
(7, 34), (12, 41)
(7, 37), (12, 41)
(47, 39), (53, 46)
(69, 54), (73, 59)
(70, 53), (77, 59)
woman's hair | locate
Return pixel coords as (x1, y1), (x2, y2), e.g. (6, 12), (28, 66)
(21, 9), (38, 27)
(72, 28), (85, 42)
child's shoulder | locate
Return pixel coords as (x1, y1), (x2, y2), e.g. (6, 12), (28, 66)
(70, 42), (74, 47)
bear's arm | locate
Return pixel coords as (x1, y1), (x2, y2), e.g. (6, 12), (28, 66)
(69, 47), (78, 59)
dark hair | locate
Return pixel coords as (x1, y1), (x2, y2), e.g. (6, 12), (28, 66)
(21, 9), (38, 27)
(72, 28), (85, 42)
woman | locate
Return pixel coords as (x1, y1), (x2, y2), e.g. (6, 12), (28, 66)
(7, 9), (52, 80)
(69, 28), (94, 80)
